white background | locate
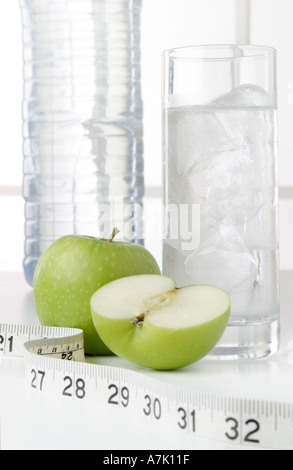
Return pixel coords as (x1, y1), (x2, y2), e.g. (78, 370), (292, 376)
(0, 0), (293, 451)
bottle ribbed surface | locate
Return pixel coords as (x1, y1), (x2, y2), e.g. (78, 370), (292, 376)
(19, 0), (144, 286)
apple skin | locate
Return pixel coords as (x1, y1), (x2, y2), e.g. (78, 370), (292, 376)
(90, 277), (231, 370)
(33, 235), (161, 355)
(91, 313), (229, 370)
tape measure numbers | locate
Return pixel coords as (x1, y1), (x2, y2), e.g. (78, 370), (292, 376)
(1, 322), (292, 450)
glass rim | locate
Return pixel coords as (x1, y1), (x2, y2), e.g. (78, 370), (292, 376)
(162, 44), (277, 61)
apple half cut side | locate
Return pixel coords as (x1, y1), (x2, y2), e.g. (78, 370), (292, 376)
(90, 274), (231, 370)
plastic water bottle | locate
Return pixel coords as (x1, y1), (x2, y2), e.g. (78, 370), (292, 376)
(19, 0), (144, 286)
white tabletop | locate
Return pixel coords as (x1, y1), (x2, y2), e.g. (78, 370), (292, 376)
(0, 269), (293, 450)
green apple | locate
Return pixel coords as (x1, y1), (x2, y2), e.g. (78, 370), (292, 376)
(33, 230), (161, 355)
(90, 274), (231, 370)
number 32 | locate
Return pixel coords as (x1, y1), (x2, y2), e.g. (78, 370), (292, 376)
(225, 417), (260, 443)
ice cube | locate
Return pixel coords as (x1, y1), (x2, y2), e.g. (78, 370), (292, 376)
(184, 226), (259, 294)
(163, 240), (194, 288)
(179, 146), (265, 228)
(211, 84), (275, 108)
(241, 202), (279, 250)
(166, 106), (236, 180)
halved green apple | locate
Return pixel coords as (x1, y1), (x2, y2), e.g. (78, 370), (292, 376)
(90, 274), (231, 370)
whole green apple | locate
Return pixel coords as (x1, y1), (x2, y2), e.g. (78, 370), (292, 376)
(33, 233), (161, 355)
(90, 274), (231, 370)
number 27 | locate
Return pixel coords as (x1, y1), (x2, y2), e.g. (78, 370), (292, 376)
(31, 369), (45, 391)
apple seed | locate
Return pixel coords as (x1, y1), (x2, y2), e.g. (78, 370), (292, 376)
(130, 289), (178, 327)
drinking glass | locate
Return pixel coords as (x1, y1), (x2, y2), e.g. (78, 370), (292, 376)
(162, 45), (279, 359)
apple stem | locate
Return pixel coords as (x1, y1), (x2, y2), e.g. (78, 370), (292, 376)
(107, 227), (120, 243)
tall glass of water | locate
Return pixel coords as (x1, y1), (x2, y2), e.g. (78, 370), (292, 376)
(162, 45), (279, 359)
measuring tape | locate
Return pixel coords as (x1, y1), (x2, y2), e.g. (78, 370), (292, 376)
(1, 322), (292, 450)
